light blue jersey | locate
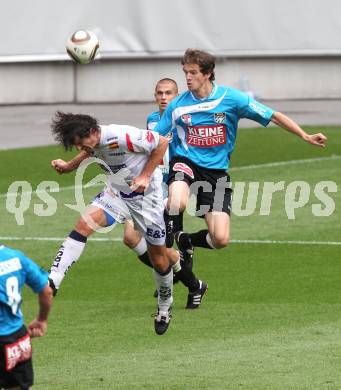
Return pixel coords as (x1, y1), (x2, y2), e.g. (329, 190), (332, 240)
(0, 245), (48, 336)
(146, 110), (161, 132)
(154, 84), (274, 170)
(146, 110), (179, 183)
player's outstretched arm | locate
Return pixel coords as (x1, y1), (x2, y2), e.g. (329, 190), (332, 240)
(51, 150), (90, 174)
(131, 135), (168, 193)
(28, 284), (53, 338)
(271, 111), (327, 147)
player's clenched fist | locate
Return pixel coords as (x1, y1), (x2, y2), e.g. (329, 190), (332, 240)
(28, 319), (48, 337)
(51, 159), (70, 174)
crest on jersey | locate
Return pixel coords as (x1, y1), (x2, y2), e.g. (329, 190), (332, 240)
(166, 131), (173, 143)
(214, 113), (226, 124)
(108, 142), (119, 149)
(181, 114), (192, 125)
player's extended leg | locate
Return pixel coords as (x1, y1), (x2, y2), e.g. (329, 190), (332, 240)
(167, 246), (207, 309)
(166, 180), (194, 271)
(48, 205), (112, 295)
(176, 211), (230, 252)
(147, 243), (173, 335)
(204, 211), (230, 248)
(123, 201), (197, 303)
(166, 180), (189, 235)
(175, 173), (232, 252)
(123, 220), (152, 268)
(166, 180), (208, 307)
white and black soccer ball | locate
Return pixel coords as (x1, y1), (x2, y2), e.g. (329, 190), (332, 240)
(66, 30), (99, 64)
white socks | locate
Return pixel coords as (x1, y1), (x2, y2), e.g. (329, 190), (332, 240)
(131, 237), (147, 256)
(153, 268), (173, 312)
(49, 237), (86, 289)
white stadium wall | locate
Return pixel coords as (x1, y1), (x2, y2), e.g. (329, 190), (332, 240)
(0, 63), (74, 105)
(1, 56), (340, 104)
(75, 56), (341, 103)
(1, 0), (341, 104)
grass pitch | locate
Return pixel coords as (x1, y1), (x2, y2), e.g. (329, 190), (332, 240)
(0, 126), (340, 389)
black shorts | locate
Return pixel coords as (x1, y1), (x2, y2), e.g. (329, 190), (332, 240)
(0, 326), (33, 390)
(168, 156), (232, 216)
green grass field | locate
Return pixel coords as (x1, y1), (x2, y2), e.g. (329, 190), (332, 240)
(0, 126), (340, 389)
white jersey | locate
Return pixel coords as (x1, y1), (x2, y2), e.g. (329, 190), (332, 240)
(94, 124), (163, 192)
(90, 124), (166, 245)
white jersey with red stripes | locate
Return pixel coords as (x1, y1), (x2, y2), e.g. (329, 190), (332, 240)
(90, 124), (166, 245)
(94, 124), (163, 189)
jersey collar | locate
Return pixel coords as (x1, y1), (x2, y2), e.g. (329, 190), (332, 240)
(190, 82), (218, 101)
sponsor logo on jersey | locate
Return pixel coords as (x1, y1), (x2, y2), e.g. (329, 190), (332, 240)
(109, 164), (126, 173)
(181, 114), (192, 125)
(107, 136), (118, 142)
(186, 125), (226, 147)
(108, 142), (119, 149)
(249, 101), (267, 117)
(0, 257), (22, 276)
(146, 130), (155, 143)
(173, 162), (194, 179)
(214, 113), (226, 124)
(108, 151), (126, 157)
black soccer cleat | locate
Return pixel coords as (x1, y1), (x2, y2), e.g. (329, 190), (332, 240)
(48, 278), (58, 297)
(186, 280), (208, 309)
(175, 231), (194, 255)
(154, 307), (172, 335)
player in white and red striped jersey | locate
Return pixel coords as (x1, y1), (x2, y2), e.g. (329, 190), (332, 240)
(48, 111), (172, 335)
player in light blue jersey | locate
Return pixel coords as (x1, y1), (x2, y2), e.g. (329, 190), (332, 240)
(145, 80), (179, 186)
(154, 48), (327, 255)
(0, 244), (52, 390)
(123, 78), (208, 309)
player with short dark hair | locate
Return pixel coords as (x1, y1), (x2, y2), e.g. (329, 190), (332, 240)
(155, 48), (327, 255)
(122, 78), (179, 266)
(123, 78), (208, 308)
(0, 244), (53, 390)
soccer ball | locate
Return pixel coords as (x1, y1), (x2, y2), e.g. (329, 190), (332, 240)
(66, 30), (99, 64)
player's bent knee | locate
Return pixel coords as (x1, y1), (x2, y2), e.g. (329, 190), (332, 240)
(152, 257), (168, 271)
(167, 200), (187, 215)
(177, 199), (187, 212)
(212, 235), (230, 249)
(74, 219), (94, 237)
(150, 253), (170, 273)
(123, 235), (136, 249)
